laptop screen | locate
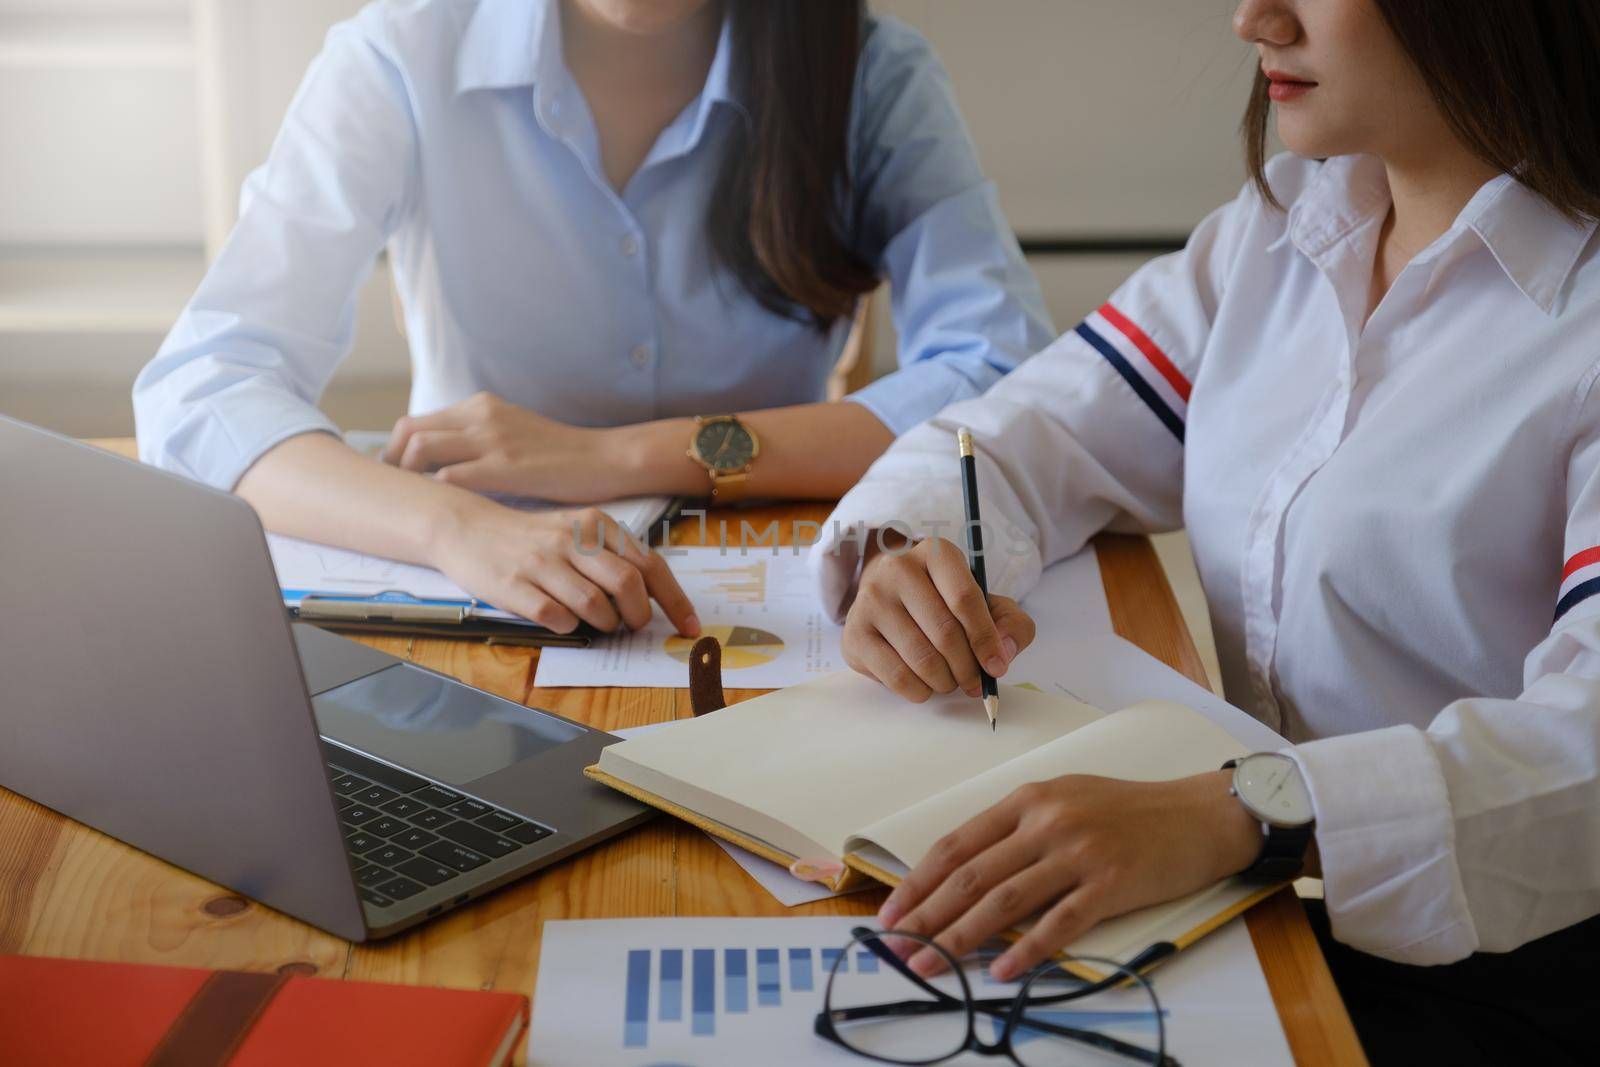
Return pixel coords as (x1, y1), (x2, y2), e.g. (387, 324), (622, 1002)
(312, 664), (585, 785)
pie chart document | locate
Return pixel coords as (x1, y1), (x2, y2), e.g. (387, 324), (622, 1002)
(534, 549), (845, 689)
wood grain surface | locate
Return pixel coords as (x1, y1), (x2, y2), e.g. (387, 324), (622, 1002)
(0, 439), (1365, 1065)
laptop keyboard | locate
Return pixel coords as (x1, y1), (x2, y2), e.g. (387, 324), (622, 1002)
(323, 746), (554, 910)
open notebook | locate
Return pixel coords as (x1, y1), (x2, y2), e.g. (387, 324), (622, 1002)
(586, 671), (1282, 969)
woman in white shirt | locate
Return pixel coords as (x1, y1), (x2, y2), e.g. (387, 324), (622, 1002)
(817, 0), (1600, 1060)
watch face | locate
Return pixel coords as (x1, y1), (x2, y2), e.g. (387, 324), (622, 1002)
(1233, 753), (1315, 828)
(694, 419), (755, 473)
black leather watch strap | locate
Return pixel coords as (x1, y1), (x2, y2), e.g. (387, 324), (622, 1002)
(1243, 824), (1312, 880)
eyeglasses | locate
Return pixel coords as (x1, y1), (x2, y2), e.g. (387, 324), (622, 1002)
(813, 927), (1178, 1067)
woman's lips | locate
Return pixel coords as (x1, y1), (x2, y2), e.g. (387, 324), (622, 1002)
(1265, 70), (1317, 102)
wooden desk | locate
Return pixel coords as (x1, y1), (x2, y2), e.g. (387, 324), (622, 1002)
(0, 439), (1365, 1066)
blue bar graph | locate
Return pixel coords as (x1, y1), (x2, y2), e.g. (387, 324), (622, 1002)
(725, 949), (748, 1013)
(756, 948), (781, 1006)
(692, 949), (715, 1035)
(619, 941), (888, 1051)
(855, 949), (880, 973)
(624, 950), (650, 1048)
(788, 948), (814, 992)
(660, 949), (683, 1021)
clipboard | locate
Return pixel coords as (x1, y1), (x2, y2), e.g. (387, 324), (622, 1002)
(264, 491), (683, 649)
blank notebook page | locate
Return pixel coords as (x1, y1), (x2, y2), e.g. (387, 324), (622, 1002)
(597, 673), (1102, 861)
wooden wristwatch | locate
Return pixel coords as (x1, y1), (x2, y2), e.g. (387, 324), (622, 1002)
(686, 415), (760, 502)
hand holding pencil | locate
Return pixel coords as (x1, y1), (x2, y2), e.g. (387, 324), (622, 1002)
(838, 428), (1038, 715)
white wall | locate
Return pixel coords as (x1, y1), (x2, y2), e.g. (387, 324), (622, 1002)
(0, 0), (1262, 436)
(872, 0), (1255, 349)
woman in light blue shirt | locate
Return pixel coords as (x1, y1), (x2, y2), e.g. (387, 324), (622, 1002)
(134, 0), (1050, 635)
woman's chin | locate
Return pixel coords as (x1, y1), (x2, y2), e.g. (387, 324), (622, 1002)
(1272, 117), (1352, 165)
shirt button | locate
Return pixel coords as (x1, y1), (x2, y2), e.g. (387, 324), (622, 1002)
(630, 344), (652, 368)
(620, 234), (639, 258)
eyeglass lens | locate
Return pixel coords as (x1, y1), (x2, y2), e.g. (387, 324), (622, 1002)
(823, 930), (976, 1064)
(1008, 959), (1166, 1067)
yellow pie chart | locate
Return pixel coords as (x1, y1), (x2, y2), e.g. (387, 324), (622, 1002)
(664, 625), (785, 670)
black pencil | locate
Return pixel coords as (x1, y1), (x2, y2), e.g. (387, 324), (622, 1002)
(957, 427), (998, 730)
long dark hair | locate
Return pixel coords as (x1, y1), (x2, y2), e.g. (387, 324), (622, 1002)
(709, 0), (878, 329)
(1243, 0), (1600, 219)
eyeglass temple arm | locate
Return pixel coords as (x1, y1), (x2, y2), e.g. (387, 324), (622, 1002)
(999, 1012), (1178, 1067)
(850, 927), (965, 1005)
(1008, 941), (1178, 1006)
(824, 998), (967, 1023)
(822, 996), (1173, 1066)
(846, 926), (1174, 1010)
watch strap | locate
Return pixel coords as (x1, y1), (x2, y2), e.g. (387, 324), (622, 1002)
(1243, 824), (1313, 880)
(709, 470), (750, 503)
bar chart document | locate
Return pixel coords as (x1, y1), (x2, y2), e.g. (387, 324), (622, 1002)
(534, 549), (844, 688)
(527, 916), (1291, 1066)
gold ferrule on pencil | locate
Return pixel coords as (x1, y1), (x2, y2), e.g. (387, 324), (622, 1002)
(958, 426), (974, 458)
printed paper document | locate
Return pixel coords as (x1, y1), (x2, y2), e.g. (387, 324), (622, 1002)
(528, 915), (1291, 1066)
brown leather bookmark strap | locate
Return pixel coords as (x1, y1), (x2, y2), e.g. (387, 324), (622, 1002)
(145, 970), (288, 1067)
(688, 635), (727, 716)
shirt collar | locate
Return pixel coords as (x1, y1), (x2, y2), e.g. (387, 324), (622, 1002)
(456, 0), (745, 121)
(1462, 176), (1597, 316)
(455, 0), (551, 94)
(1278, 154), (1392, 260)
(1279, 154), (1595, 316)
(699, 14), (741, 115)
(665, 14), (745, 158)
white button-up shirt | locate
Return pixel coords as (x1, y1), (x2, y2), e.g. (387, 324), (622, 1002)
(814, 153), (1600, 964)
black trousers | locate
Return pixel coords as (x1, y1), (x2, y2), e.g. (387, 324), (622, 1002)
(1304, 901), (1600, 1066)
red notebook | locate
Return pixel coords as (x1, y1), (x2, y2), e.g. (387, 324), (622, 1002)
(0, 954), (528, 1066)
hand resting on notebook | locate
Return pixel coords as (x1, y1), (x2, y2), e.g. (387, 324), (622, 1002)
(845, 537), (1264, 983)
(875, 771), (1261, 981)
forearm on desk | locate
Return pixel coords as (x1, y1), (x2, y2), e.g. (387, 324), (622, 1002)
(608, 401), (896, 500)
(235, 430), (491, 566)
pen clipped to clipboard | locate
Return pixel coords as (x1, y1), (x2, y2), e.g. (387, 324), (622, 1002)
(293, 589), (485, 624)
(271, 541), (598, 648)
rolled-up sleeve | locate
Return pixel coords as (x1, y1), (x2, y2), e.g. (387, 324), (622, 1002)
(1290, 399), (1600, 963)
(843, 17), (1053, 434)
(133, 11), (416, 488)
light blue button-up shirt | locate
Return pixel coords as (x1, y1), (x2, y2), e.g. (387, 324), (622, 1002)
(134, 0), (1052, 489)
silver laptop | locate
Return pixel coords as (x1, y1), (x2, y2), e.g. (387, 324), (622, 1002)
(0, 417), (649, 940)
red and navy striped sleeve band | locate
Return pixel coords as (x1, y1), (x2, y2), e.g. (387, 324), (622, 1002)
(1073, 302), (1192, 443)
(1556, 546), (1600, 622)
